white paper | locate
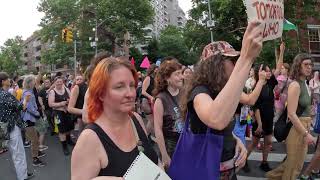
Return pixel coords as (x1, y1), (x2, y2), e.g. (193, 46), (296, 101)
(243, 0), (284, 41)
(124, 152), (172, 180)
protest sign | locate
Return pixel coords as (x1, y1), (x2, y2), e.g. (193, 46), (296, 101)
(243, 0), (284, 41)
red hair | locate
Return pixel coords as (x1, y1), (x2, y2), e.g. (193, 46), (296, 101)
(88, 57), (138, 122)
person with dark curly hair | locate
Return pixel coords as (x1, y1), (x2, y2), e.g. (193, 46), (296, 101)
(153, 59), (183, 169)
(267, 53), (316, 180)
(178, 21), (263, 179)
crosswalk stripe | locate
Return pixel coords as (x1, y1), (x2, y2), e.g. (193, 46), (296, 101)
(248, 151), (314, 162)
(237, 176), (267, 180)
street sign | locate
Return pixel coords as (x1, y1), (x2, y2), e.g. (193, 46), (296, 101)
(207, 20), (215, 28)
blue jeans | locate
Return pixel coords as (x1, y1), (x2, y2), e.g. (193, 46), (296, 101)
(233, 115), (247, 145)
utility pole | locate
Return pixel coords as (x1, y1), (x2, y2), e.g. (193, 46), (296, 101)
(74, 39), (77, 76)
(208, 0), (214, 43)
(95, 19), (98, 57)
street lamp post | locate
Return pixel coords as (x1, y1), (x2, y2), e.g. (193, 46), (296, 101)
(208, 0), (214, 43)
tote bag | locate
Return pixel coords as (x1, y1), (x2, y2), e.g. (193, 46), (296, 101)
(168, 113), (224, 180)
(314, 103), (320, 134)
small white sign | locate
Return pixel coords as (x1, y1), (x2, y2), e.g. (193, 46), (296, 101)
(243, 0), (284, 41)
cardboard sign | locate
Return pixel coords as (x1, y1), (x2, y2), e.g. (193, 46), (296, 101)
(243, 0), (284, 41)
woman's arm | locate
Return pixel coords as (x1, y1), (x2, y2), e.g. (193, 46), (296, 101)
(241, 65), (266, 105)
(68, 85), (82, 115)
(141, 76), (153, 100)
(274, 42), (285, 77)
(82, 90), (89, 123)
(193, 21), (263, 131)
(48, 90), (66, 108)
(72, 130), (123, 180)
(153, 98), (171, 167)
(287, 82), (310, 134)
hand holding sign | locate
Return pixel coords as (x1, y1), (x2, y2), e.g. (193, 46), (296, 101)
(243, 0), (284, 41)
(240, 21), (263, 62)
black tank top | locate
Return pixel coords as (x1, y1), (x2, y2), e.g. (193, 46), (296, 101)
(54, 88), (69, 103)
(85, 116), (158, 177)
(75, 83), (87, 110)
(142, 76), (155, 99)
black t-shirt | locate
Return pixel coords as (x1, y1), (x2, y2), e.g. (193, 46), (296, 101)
(39, 87), (51, 110)
(187, 85), (236, 162)
(253, 75), (278, 122)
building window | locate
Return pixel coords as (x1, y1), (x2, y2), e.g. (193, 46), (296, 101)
(24, 53), (28, 57)
(36, 46), (41, 52)
(36, 56), (41, 61)
(308, 25), (320, 54)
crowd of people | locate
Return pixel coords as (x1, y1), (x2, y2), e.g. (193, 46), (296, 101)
(0, 21), (319, 180)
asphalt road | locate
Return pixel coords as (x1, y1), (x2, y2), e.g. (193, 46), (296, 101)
(0, 133), (319, 180)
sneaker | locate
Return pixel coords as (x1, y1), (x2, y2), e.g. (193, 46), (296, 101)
(38, 151), (46, 158)
(24, 141), (31, 148)
(25, 172), (35, 179)
(242, 161), (251, 173)
(63, 146), (70, 156)
(24, 172), (35, 180)
(260, 161), (272, 172)
(257, 142), (263, 150)
(300, 175), (314, 180)
(32, 158), (46, 167)
(39, 145), (48, 152)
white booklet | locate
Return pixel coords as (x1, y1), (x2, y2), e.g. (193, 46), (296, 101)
(123, 152), (172, 180)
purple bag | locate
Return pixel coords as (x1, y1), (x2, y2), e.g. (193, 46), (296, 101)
(168, 113), (224, 180)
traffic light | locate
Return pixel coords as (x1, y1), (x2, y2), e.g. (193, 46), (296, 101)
(66, 29), (73, 43)
(62, 28), (67, 42)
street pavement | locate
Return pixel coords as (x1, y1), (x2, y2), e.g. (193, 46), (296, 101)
(0, 134), (72, 180)
(0, 132), (319, 180)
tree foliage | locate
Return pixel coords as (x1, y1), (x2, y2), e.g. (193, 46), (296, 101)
(186, 0), (320, 66)
(0, 36), (24, 75)
(38, 0), (154, 66)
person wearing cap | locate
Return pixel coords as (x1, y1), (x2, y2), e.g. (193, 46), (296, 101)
(179, 21), (263, 179)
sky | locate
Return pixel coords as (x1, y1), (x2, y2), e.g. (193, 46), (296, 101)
(0, 0), (192, 46)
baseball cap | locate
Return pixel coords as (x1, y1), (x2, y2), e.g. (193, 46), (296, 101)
(201, 41), (240, 61)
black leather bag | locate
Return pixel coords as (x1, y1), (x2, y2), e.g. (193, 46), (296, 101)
(274, 106), (305, 142)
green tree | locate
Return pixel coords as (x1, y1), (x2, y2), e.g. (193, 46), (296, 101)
(129, 47), (143, 70)
(187, 0), (319, 66)
(146, 38), (160, 63)
(38, 0), (154, 66)
(158, 26), (192, 65)
(0, 36), (24, 75)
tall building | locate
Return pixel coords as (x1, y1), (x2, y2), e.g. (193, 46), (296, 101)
(22, 33), (50, 73)
(151, 0), (187, 38)
(135, 0), (187, 54)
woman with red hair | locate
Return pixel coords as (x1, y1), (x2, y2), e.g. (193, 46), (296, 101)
(71, 58), (158, 180)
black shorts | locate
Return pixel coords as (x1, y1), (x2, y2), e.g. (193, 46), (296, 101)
(252, 120), (273, 138)
(55, 111), (74, 133)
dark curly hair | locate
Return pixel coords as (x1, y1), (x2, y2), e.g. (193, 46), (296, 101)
(290, 53), (312, 80)
(146, 64), (158, 77)
(180, 54), (235, 119)
(153, 60), (182, 96)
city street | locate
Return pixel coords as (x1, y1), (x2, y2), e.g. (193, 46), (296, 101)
(1, 132), (319, 180)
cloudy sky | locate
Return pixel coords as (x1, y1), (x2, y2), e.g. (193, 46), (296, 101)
(0, 0), (192, 46)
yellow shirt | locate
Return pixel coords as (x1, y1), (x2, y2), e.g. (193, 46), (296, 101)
(15, 89), (23, 101)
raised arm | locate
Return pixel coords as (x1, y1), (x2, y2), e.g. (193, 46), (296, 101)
(274, 42), (285, 77)
(240, 65), (266, 105)
(194, 21), (263, 130)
